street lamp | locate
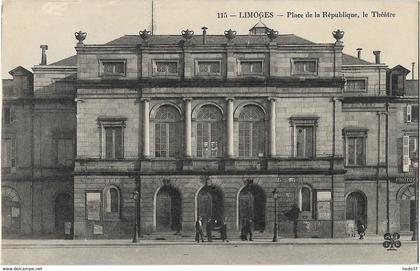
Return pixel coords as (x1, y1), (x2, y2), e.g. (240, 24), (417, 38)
(132, 191), (139, 243)
(411, 152), (418, 241)
(272, 188), (279, 242)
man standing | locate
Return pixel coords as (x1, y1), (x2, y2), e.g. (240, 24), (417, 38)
(206, 219), (213, 242)
(195, 216), (205, 243)
(245, 218), (254, 241)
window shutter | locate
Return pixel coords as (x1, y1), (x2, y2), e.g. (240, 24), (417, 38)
(403, 135), (410, 172)
(407, 105), (412, 123)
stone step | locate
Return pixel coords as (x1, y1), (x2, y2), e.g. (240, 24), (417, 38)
(142, 231), (275, 240)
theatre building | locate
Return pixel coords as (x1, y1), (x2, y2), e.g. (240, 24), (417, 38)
(1, 22), (418, 239)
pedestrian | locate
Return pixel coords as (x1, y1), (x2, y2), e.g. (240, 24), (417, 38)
(206, 219), (213, 242)
(357, 220), (367, 239)
(245, 218), (254, 241)
(220, 220), (229, 242)
(195, 216), (205, 243)
(240, 219), (247, 241)
(285, 204), (300, 238)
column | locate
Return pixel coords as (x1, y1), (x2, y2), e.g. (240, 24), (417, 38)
(226, 98), (234, 158)
(184, 98), (192, 157)
(269, 97), (277, 157)
(142, 98), (150, 158)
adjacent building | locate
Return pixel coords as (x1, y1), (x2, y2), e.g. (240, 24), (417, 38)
(2, 23), (418, 239)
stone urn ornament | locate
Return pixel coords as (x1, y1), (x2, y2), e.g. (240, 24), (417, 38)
(266, 29), (279, 42)
(74, 31), (87, 45)
(139, 29), (152, 41)
(181, 29), (194, 40)
(332, 29), (344, 42)
(224, 29), (237, 42)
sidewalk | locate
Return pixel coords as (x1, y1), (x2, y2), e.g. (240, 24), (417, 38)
(2, 235), (417, 248)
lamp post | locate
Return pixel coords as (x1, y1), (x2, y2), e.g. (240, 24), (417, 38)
(272, 188), (279, 242)
(132, 191), (139, 243)
(411, 152), (418, 241)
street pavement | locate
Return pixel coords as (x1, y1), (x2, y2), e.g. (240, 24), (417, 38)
(1, 236), (418, 265)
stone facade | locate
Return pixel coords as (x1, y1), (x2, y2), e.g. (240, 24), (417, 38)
(2, 24), (418, 240)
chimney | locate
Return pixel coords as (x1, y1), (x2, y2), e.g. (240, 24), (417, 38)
(356, 48), (362, 59)
(201, 26), (208, 45)
(373, 50), (381, 64)
(40, 45), (48, 65)
(412, 62), (415, 80)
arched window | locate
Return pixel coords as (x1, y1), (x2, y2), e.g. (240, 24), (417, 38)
(301, 187), (311, 212)
(2, 186), (20, 234)
(104, 186), (120, 219)
(238, 105), (265, 157)
(196, 105), (224, 157)
(155, 106), (181, 158)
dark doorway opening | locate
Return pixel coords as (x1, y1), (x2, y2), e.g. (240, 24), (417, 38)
(346, 191), (367, 225)
(239, 184), (266, 231)
(55, 193), (74, 234)
(156, 186), (182, 232)
(197, 185), (224, 226)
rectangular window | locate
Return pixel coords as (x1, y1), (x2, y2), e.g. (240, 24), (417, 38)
(155, 122), (178, 158)
(197, 61), (221, 75)
(407, 105), (418, 123)
(105, 127), (123, 159)
(100, 60), (126, 76)
(343, 128), (368, 167)
(346, 79), (366, 92)
(154, 61), (178, 75)
(86, 192), (101, 221)
(292, 59), (317, 75)
(347, 137), (365, 166)
(2, 138), (16, 173)
(392, 74), (404, 91)
(403, 135), (418, 172)
(239, 61), (263, 75)
(409, 136), (418, 159)
(296, 126), (314, 158)
(2, 107), (13, 125)
(316, 191), (331, 220)
(57, 139), (73, 167)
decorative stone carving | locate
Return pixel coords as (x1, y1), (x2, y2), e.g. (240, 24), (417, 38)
(332, 29), (344, 42)
(162, 178), (171, 186)
(244, 178), (254, 185)
(181, 29), (194, 40)
(266, 29), (279, 41)
(224, 29), (237, 42)
(139, 29), (152, 41)
(200, 175), (211, 186)
(74, 31), (87, 45)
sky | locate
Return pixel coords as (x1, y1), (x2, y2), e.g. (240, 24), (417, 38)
(1, 0), (419, 79)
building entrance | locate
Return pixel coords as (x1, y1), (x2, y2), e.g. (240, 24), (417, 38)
(156, 186), (182, 232)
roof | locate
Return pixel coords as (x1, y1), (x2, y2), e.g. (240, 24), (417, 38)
(48, 55), (77, 66)
(9, 66), (32, 75)
(105, 34), (315, 46)
(389, 64), (411, 74)
(342, 54), (373, 65)
(250, 21), (268, 30)
(2, 79), (13, 95)
(405, 80), (418, 97)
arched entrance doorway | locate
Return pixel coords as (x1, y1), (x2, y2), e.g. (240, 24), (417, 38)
(346, 191), (367, 225)
(239, 184), (266, 231)
(197, 185), (224, 225)
(2, 186), (20, 234)
(398, 185), (415, 232)
(55, 193), (74, 233)
(156, 186), (182, 232)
